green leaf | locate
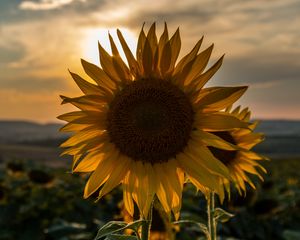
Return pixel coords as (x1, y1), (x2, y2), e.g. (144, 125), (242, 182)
(173, 220), (208, 236)
(95, 221), (127, 239)
(213, 208), (234, 223)
(95, 220), (147, 239)
(124, 220), (147, 232)
(104, 234), (138, 240)
(283, 230), (300, 240)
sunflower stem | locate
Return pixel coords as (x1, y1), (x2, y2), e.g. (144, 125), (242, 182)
(141, 201), (154, 240)
(207, 191), (217, 240)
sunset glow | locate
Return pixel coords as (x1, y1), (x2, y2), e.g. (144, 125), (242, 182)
(1, 0), (299, 122)
(81, 28), (137, 65)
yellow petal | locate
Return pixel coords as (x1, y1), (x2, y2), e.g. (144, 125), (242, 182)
(194, 112), (249, 131)
(169, 28), (181, 71)
(60, 128), (104, 147)
(98, 156), (131, 199)
(240, 151), (268, 160)
(108, 33), (120, 57)
(231, 105), (241, 115)
(98, 42), (120, 82)
(60, 95), (108, 111)
(142, 37), (153, 76)
(191, 130), (240, 150)
(172, 57), (195, 87)
(162, 160), (183, 220)
(69, 70), (102, 95)
(186, 142), (230, 178)
(123, 172), (135, 216)
(159, 41), (172, 76)
(243, 111), (251, 122)
(177, 152), (220, 191)
(66, 110), (107, 125)
(147, 22), (158, 53)
(173, 37), (203, 75)
(117, 29), (139, 76)
(57, 111), (87, 122)
(158, 22), (169, 69)
(183, 44), (214, 86)
(136, 25), (146, 65)
(196, 86), (248, 112)
(236, 133), (265, 149)
(59, 122), (88, 132)
(81, 58), (117, 91)
(73, 151), (104, 172)
(192, 55), (224, 90)
(132, 161), (151, 217)
(112, 56), (131, 81)
(142, 163), (156, 217)
(84, 147), (119, 198)
(154, 165), (171, 216)
(238, 107), (249, 120)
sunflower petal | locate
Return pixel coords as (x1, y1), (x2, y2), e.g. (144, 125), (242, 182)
(83, 148), (119, 198)
(186, 143), (230, 178)
(123, 172), (135, 216)
(231, 105), (241, 115)
(73, 151), (104, 172)
(238, 107), (249, 120)
(169, 28), (181, 70)
(177, 152), (220, 191)
(136, 25), (146, 64)
(117, 29), (139, 75)
(193, 55), (224, 90)
(159, 41), (172, 76)
(59, 122), (88, 132)
(81, 59), (117, 90)
(60, 95), (107, 111)
(147, 22), (158, 53)
(196, 86), (248, 112)
(57, 111), (87, 122)
(69, 71), (102, 95)
(142, 37), (153, 76)
(98, 42), (120, 82)
(98, 156), (131, 199)
(195, 113), (249, 131)
(191, 130), (240, 150)
(173, 37), (203, 75)
(60, 128), (104, 147)
(109, 33), (120, 57)
(236, 133), (265, 149)
(183, 44), (214, 85)
(65, 111), (107, 125)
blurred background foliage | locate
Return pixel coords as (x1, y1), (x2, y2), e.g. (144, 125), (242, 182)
(0, 156), (300, 240)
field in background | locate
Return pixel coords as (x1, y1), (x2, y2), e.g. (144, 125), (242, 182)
(1, 157), (299, 240)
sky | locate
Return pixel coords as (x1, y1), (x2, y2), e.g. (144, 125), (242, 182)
(0, 0), (299, 123)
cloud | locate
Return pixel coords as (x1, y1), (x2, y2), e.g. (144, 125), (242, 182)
(0, 76), (68, 93)
(0, 42), (26, 65)
(19, 0), (86, 10)
(0, 0), (299, 121)
(218, 53), (300, 86)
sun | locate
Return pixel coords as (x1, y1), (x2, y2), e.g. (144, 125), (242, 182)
(81, 27), (137, 65)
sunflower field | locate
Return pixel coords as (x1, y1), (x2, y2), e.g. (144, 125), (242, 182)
(0, 157), (299, 240)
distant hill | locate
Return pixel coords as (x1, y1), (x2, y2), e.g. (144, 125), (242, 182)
(0, 119), (299, 158)
(256, 120), (300, 136)
(0, 120), (68, 144)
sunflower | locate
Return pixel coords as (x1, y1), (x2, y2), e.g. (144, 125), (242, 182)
(58, 23), (249, 219)
(207, 105), (268, 198)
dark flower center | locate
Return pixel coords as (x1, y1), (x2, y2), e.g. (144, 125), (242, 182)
(208, 131), (238, 166)
(107, 78), (194, 164)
